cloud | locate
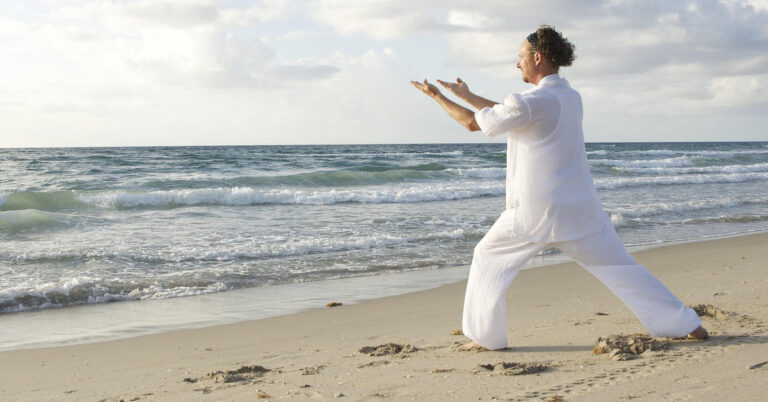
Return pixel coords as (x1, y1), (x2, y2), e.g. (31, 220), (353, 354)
(2, 0), (768, 146)
(0, 0), (341, 119)
(307, 0), (768, 117)
(310, 0), (460, 40)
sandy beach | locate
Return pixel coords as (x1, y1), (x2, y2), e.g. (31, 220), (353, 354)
(1, 232), (766, 401)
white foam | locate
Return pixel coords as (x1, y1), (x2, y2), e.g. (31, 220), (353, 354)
(0, 278), (228, 313)
(610, 213), (639, 228)
(611, 162), (768, 175)
(590, 156), (695, 168)
(594, 149), (766, 157)
(595, 171), (768, 189)
(76, 183), (506, 208)
(0, 228), (480, 264)
(605, 197), (758, 218)
(446, 167), (506, 179)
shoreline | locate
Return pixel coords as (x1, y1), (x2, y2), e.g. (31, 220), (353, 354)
(2, 229), (767, 352)
(1, 230), (765, 400)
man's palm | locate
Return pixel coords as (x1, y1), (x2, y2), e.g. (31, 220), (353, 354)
(438, 78), (470, 98)
(410, 79), (441, 97)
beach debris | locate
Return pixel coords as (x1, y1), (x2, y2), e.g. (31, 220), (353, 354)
(473, 361), (548, 376)
(301, 365), (324, 375)
(451, 329), (463, 335)
(206, 364), (270, 383)
(748, 361), (768, 370)
(592, 334), (669, 358)
(430, 368), (455, 374)
(326, 302), (343, 307)
(546, 396), (564, 402)
(182, 377), (198, 383)
(334, 392), (345, 398)
(358, 342), (417, 357)
(256, 391), (271, 399)
(595, 312), (610, 316)
(608, 350), (636, 361)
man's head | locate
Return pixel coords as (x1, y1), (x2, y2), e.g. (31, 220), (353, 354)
(516, 25), (575, 84)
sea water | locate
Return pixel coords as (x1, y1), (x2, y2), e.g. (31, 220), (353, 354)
(1, 142), (767, 348)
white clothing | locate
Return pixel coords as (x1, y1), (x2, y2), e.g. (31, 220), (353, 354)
(465, 74), (701, 350)
(462, 213), (703, 350)
(474, 74), (605, 243)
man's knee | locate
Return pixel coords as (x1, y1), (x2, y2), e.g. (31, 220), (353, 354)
(473, 240), (491, 260)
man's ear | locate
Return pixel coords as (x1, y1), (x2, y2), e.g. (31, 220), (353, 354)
(533, 52), (542, 65)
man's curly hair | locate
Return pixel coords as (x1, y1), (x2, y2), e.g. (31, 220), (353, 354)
(528, 25), (575, 71)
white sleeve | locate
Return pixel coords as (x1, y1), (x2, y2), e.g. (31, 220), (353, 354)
(474, 93), (532, 138)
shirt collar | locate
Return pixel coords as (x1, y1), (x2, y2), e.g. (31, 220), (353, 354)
(536, 73), (565, 88)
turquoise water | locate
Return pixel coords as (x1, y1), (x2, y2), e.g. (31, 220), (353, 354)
(1, 142), (767, 314)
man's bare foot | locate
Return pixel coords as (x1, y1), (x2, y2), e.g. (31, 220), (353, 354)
(686, 325), (709, 340)
(456, 341), (488, 352)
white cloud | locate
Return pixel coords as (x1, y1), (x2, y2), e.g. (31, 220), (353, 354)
(310, 0), (456, 40)
(2, 0), (768, 146)
(0, 0), (340, 120)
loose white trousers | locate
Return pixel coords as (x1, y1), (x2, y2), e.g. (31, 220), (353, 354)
(462, 211), (702, 350)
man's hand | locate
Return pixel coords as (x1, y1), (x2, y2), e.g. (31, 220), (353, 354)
(410, 79), (442, 98)
(437, 77), (470, 99)
(408, 77), (480, 132)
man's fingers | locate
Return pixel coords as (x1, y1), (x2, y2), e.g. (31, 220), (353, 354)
(457, 77), (463, 84)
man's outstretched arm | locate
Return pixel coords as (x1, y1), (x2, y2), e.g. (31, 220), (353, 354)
(410, 79), (480, 132)
(437, 78), (497, 110)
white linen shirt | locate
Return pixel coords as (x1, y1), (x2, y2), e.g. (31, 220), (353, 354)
(474, 74), (606, 243)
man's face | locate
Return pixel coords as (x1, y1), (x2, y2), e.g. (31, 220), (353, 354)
(516, 40), (534, 83)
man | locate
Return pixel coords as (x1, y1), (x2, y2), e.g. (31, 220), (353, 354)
(411, 25), (707, 351)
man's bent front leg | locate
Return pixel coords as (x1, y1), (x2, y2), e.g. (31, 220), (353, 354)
(461, 211), (548, 350)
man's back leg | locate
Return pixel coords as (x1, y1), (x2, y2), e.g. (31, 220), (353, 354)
(555, 218), (704, 338)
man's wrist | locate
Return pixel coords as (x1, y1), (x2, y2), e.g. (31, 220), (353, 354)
(459, 92), (474, 103)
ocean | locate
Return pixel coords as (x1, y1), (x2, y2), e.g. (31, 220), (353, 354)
(1, 142), (767, 347)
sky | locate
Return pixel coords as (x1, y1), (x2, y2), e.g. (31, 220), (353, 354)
(1, 0), (767, 147)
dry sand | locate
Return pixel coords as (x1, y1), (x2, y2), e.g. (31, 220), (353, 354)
(1, 233), (767, 401)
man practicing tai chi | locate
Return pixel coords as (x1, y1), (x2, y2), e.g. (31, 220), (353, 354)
(411, 25), (708, 351)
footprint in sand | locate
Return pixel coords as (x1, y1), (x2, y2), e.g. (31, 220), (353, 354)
(184, 364), (271, 384)
(358, 343), (417, 357)
(472, 361), (550, 376)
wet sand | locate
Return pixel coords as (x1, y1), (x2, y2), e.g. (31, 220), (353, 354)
(1, 232), (766, 401)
